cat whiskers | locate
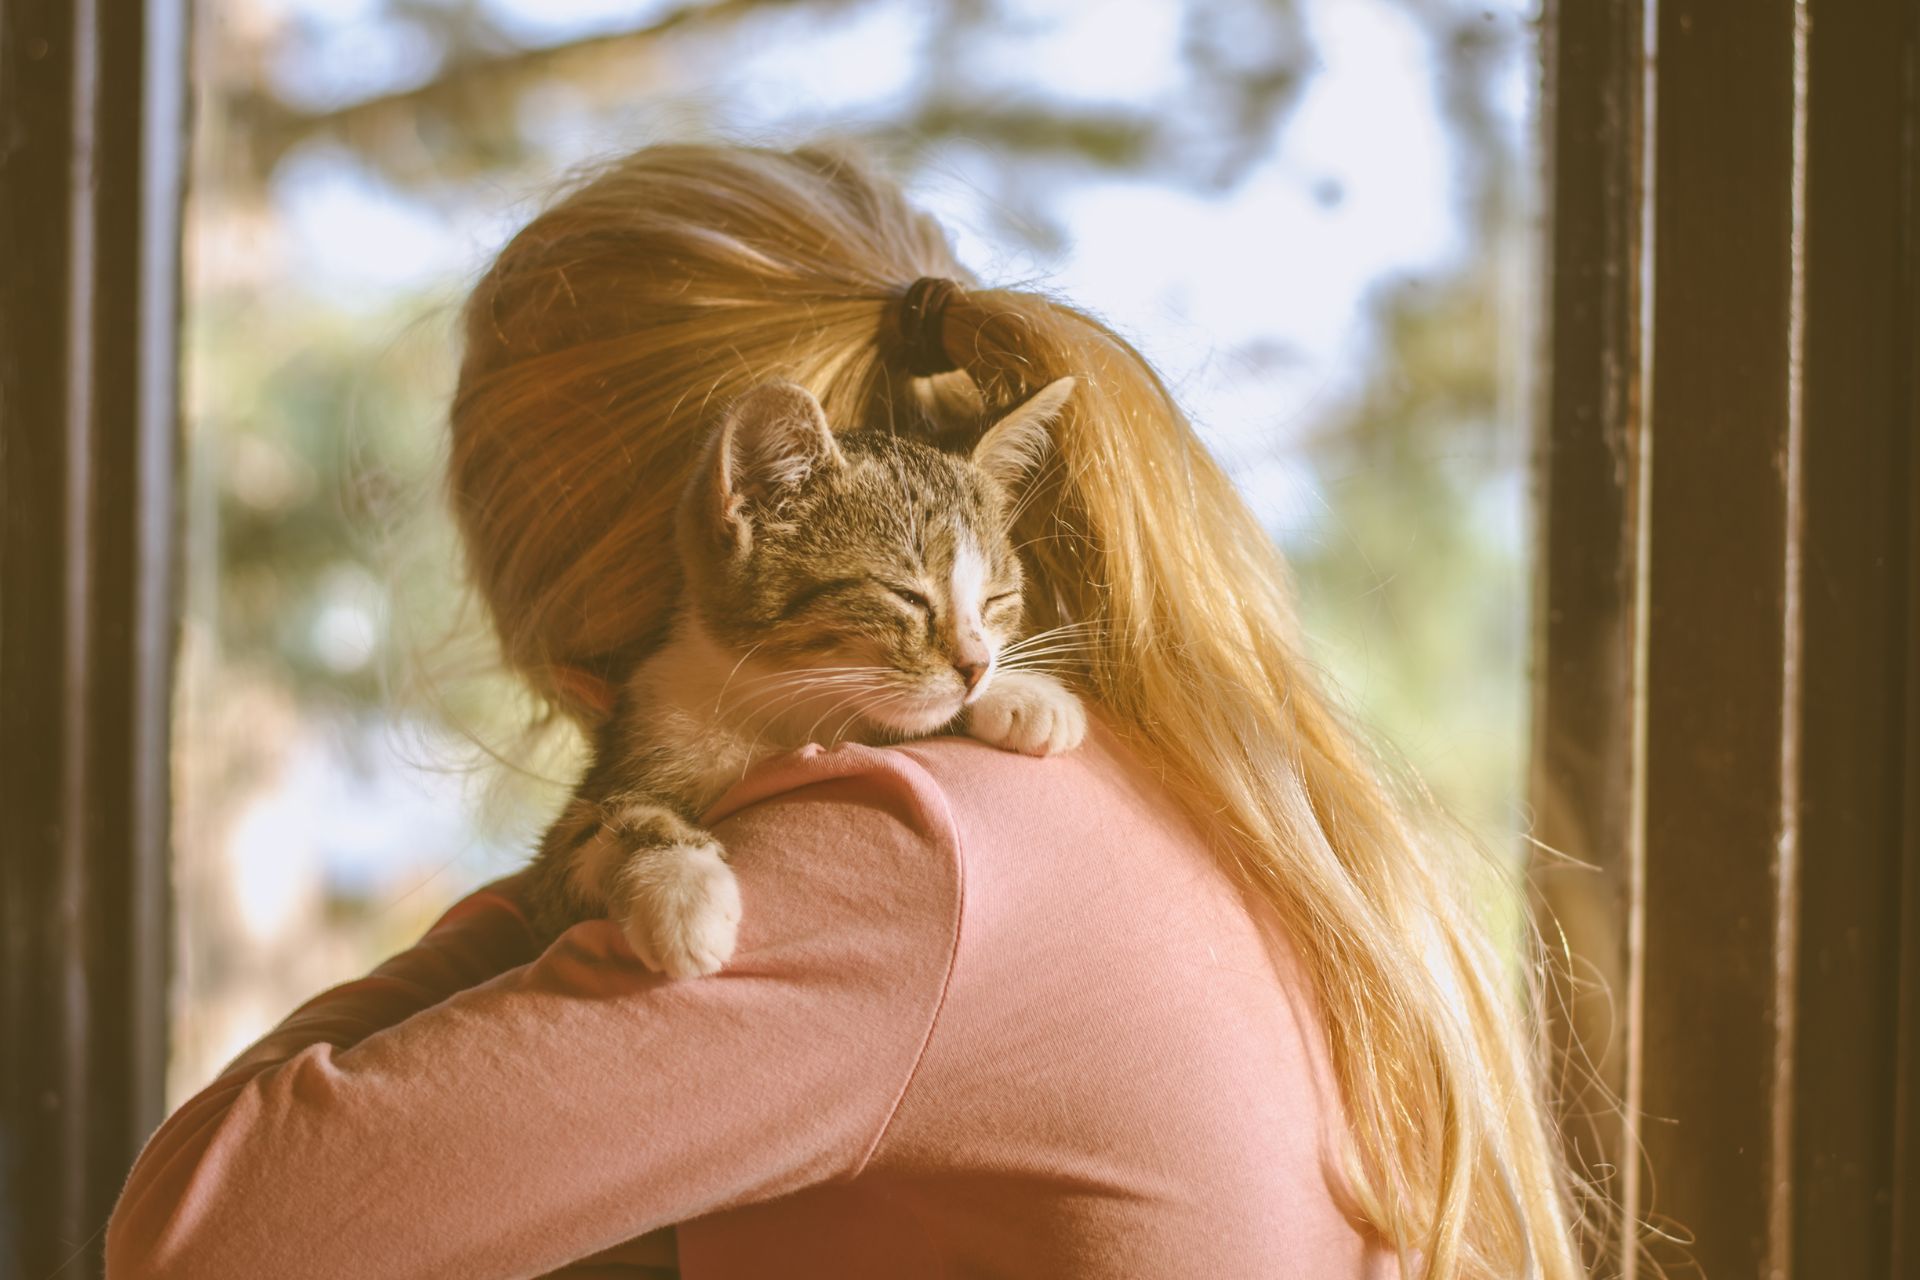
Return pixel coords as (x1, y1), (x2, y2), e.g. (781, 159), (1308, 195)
(998, 650), (1097, 668)
(993, 621), (1105, 682)
(716, 666), (898, 752)
(797, 679), (913, 749)
(716, 663), (892, 712)
(997, 623), (1103, 662)
(726, 685), (886, 779)
(709, 640), (769, 717)
(998, 641), (1102, 666)
(724, 670), (891, 725)
(821, 687), (910, 748)
(1000, 619), (1103, 651)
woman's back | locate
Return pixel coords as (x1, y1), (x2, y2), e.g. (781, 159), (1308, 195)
(681, 723), (1387, 1277)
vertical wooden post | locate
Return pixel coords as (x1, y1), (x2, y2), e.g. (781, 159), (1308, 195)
(1634, 4), (1801, 1274)
(1537, 0), (1920, 1275)
(0, 0), (187, 1274)
(1789, 1), (1916, 1272)
(1533, 0), (1648, 1269)
(1882, 0), (1920, 1265)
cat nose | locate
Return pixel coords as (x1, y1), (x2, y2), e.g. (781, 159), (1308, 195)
(955, 661), (989, 695)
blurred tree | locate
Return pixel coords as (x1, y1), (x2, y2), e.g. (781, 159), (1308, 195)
(213, 0), (1311, 198)
(1291, 262), (1527, 842)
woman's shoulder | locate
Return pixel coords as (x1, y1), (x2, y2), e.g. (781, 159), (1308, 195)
(690, 719), (1219, 1022)
(721, 722), (1381, 1276)
(704, 719), (1314, 1081)
(896, 714), (1209, 858)
(704, 715), (1189, 856)
(698, 720), (1195, 930)
(699, 717), (1228, 953)
(689, 739), (968, 996)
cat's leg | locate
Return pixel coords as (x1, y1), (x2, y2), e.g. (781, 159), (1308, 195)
(966, 671), (1087, 757)
(587, 799), (742, 980)
(522, 792), (618, 944)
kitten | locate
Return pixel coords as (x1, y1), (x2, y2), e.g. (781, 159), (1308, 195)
(522, 377), (1087, 977)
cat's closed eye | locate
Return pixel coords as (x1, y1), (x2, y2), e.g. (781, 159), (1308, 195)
(882, 583), (933, 615)
(778, 577), (865, 619)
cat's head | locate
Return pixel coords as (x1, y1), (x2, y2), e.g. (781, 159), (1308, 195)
(676, 377), (1075, 737)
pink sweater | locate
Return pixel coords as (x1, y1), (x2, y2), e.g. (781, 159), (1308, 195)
(108, 721), (1391, 1278)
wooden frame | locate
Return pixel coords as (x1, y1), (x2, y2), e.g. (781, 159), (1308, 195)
(0, 1), (188, 1275)
(1536, 0), (1920, 1274)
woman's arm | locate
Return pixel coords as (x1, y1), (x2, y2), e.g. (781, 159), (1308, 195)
(106, 747), (963, 1280)
(214, 877), (541, 1077)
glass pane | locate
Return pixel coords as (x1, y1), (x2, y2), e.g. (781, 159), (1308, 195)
(175, 0), (1538, 1104)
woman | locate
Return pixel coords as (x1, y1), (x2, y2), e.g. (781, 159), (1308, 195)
(107, 144), (1580, 1278)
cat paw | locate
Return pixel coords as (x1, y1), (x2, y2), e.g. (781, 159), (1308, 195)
(967, 671), (1087, 757)
(614, 841), (742, 979)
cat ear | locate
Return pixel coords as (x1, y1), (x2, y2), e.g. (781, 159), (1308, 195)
(697, 381), (844, 552)
(971, 377), (1075, 488)
(723, 380), (844, 499)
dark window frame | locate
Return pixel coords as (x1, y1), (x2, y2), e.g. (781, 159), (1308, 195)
(1536, 0), (1920, 1274)
(1, 2), (187, 1276)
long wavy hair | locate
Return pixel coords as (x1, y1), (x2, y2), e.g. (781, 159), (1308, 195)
(447, 142), (1582, 1278)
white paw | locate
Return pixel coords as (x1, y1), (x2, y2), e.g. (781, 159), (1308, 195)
(614, 841), (742, 979)
(967, 671), (1087, 757)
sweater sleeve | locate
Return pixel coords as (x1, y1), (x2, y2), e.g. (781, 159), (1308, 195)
(105, 748), (964, 1280)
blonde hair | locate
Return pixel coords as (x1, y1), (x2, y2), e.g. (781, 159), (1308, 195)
(449, 143), (1582, 1277)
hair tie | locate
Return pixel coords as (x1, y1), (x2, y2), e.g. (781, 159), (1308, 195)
(896, 277), (963, 376)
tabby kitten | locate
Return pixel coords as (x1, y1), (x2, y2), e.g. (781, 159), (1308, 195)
(523, 377), (1086, 977)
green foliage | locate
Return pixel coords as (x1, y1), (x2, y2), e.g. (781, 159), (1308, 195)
(1290, 268), (1528, 849)
(191, 295), (460, 701)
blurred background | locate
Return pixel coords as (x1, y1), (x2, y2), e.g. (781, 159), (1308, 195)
(175, 0), (1539, 1104)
